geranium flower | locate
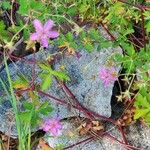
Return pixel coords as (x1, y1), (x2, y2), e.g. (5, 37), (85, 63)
(99, 67), (118, 87)
(41, 118), (62, 136)
(30, 19), (59, 48)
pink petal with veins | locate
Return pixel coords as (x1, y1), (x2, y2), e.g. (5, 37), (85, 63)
(30, 33), (39, 41)
(44, 20), (54, 31)
(40, 37), (49, 48)
(33, 19), (43, 32)
(48, 31), (59, 38)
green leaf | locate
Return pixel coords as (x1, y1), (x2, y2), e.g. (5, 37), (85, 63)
(52, 71), (70, 81)
(114, 53), (124, 62)
(145, 113), (150, 123)
(30, 0), (44, 11)
(0, 21), (10, 41)
(38, 101), (53, 115)
(0, 21), (6, 31)
(2, 1), (11, 9)
(122, 43), (135, 56)
(122, 28), (134, 36)
(55, 144), (65, 150)
(31, 113), (40, 127)
(135, 93), (150, 108)
(38, 63), (52, 72)
(145, 21), (150, 33)
(134, 109), (150, 120)
(66, 32), (74, 41)
(23, 102), (33, 110)
(41, 74), (52, 91)
(144, 10), (150, 20)
(79, 4), (89, 13)
(99, 41), (112, 49)
(70, 42), (77, 49)
(80, 31), (86, 39)
(84, 43), (94, 52)
(67, 6), (77, 16)
(18, 111), (32, 123)
(12, 75), (29, 89)
(89, 29), (100, 41)
(18, 0), (29, 15)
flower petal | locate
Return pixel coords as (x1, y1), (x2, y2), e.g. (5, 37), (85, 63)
(51, 128), (58, 136)
(44, 20), (54, 31)
(40, 38), (49, 48)
(48, 31), (59, 39)
(33, 19), (43, 32)
(30, 33), (39, 41)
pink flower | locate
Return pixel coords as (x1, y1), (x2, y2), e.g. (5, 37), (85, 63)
(30, 19), (59, 48)
(99, 67), (117, 87)
(41, 118), (62, 136)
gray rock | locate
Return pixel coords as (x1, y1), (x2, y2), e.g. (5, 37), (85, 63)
(38, 120), (150, 150)
(0, 45), (121, 137)
(54, 49), (117, 117)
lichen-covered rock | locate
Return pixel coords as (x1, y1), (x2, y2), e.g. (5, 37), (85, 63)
(0, 45), (121, 137)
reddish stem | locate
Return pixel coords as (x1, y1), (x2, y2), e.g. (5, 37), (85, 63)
(0, 51), (36, 65)
(38, 90), (70, 106)
(104, 133), (140, 150)
(63, 137), (94, 150)
(61, 82), (116, 124)
(100, 23), (116, 41)
(60, 82), (94, 120)
(63, 132), (139, 150)
(15, 88), (31, 95)
(130, 34), (144, 48)
(59, 82), (140, 149)
(119, 126), (129, 148)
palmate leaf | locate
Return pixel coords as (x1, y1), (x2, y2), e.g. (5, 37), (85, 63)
(37, 101), (53, 115)
(23, 101), (33, 110)
(79, 3), (90, 14)
(134, 92), (150, 121)
(52, 71), (70, 81)
(67, 5), (77, 17)
(145, 21), (150, 33)
(1, 1), (11, 9)
(18, 0), (29, 15)
(134, 109), (150, 120)
(89, 29), (101, 41)
(12, 74), (29, 89)
(66, 32), (74, 41)
(18, 111), (32, 123)
(0, 21), (10, 41)
(84, 43), (94, 52)
(144, 113), (150, 123)
(122, 42), (135, 57)
(41, 74), (52, 91)
(135, 93), (150, 108)
(39, 62), (70, 90)
(30, 0), (44, 11)
(121, 28), (134, 36)
(38, 63), (52, 72)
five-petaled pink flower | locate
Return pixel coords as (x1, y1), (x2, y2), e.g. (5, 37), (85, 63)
(99, 67), (118, 87)
(30, 19), (59, 48)
(41, 118), (62, 136)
